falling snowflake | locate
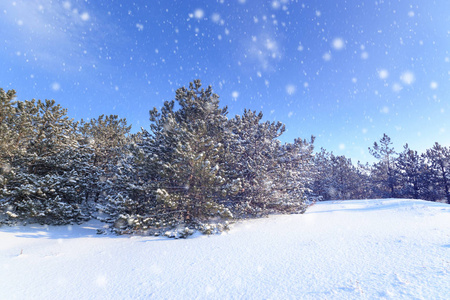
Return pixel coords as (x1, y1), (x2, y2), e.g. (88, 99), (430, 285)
(286, 84), (296, 95)
(80, 12), (90, 21)
(400, 71), (415, 85)
(430, 81), (438, 89)
(231, 91), (239, 99)
(272, 1), (281, 9)
(332, 38), (345, 50)
(211, 13), (221, 23)
(392, 83), (403, 93)
(51, 82), (61, 91)
(136, 24), (144, 31)
(63, 2), (71, 10)
(194, 9), (204, 19)
(378, 69), (389, 80)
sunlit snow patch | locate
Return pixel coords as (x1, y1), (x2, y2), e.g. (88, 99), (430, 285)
(95, 275), (107, 288)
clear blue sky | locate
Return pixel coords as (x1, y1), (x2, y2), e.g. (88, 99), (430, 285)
(1, 0), (449, 163)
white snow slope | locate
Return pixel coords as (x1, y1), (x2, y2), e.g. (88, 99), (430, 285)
(1, 199), (450, 300)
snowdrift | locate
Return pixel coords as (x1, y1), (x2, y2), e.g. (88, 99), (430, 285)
(1, 199), (449, 299)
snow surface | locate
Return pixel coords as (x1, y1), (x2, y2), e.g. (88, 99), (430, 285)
(1, 199), (449, 299)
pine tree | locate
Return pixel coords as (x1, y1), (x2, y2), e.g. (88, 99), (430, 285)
(369, 134), (398, 198)
(272, 137), (314, 212)
(1, 96), (89, 225)
(0, 89), (18, 165)
(396, 144), (428, 199)
(425, 143), (450, 203)
(311, 149), (367, 200)
(224, 109), (285, 216)
(79, 114), (132, 203)
(147, 80), (232, 224)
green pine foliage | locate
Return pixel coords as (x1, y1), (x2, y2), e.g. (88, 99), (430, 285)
(6, 81), (449, 235)
(0, 97), (91, 225)
(93, 80), (314, 235)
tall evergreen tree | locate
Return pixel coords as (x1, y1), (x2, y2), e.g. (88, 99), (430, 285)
(147, 80), (232, 223)
(225, 109), (285, 216)
(425, 142), (450, 203)
(396, 144), (428, 199)
(369, 134), (398, 198)
(79, 114), (132, 203)
(1, 97), (88, 225)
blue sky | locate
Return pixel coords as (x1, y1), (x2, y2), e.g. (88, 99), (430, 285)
(1, 0), (449, 163)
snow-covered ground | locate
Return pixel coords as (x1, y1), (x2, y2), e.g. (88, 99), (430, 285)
(1, 199), (449, 299)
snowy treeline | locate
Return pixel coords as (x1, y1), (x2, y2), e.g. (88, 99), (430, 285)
(311, 134), (450, 203)
(1, 81), (449, 234)
(0, 81), (314, 234)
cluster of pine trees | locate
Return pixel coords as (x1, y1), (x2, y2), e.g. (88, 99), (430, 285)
(1, 80), (449, 235)
(0, 80), (314, 236)
(311, 134), (450, 203)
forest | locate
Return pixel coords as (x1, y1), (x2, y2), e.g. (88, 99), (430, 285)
(1, 80), (449, 236)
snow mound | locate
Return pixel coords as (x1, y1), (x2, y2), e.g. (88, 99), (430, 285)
(1, 199), (449, 299)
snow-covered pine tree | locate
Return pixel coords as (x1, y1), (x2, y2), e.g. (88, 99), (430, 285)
(0, 97), (89, 225)
(271, 137), (315, 213)
(148, 80), (232, 224)
(369, 134), (399, 198)
(396, 144), (428, 200)
(79, 114), (132, 204)
(0, 89), (19, 166)
(311, 148), (333, 200)
(353, 161), (376, 199)
(424, 142), (450, 203)
(225, 109), (308, 216)
(311, 149), (363, 200)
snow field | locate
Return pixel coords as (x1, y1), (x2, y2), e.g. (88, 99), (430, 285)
(1, 199), (449, 299)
